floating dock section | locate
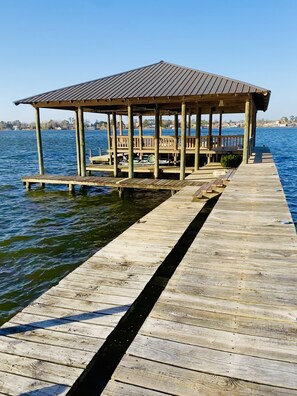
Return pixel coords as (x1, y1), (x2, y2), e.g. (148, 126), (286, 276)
(0, 148), (296, 395)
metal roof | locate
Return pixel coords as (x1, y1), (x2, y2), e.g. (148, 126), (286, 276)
(14, 61), (270, 111)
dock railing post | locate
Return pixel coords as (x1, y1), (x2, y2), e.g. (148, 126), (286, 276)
(194, 105), (201, 171)
(112, 112), (118, 177)
(243, 99), (251, 164)
(128, 105), (134, 178)
(180, 103), (186, 180)
(78, 107), (86, 177)
(139, 115), (143, 159)
(154, 106), (160, 179)
(35, 107), (44, 175)
(75, 109), (81, 176)
(107, 114), (112, 165)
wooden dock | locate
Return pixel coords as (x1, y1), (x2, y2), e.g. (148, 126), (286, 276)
(21, 163), (232, 194)
(0, 182), (208, 394)
(1, 149), (296, 395)
(103, 148), (297, 395)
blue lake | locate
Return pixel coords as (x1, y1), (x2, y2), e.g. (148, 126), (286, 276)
(0, 127), (296, 324)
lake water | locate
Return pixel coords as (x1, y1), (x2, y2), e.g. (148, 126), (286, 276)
(0, 127), (296, 324)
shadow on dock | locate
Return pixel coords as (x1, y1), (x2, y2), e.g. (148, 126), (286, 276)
(69, 197), (219, 395)
(0, 305), (130, 336)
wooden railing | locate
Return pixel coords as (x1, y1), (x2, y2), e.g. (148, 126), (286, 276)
(115, 135), (244, 151)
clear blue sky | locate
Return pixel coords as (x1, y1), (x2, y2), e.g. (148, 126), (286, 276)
(1, 0), (296, 122)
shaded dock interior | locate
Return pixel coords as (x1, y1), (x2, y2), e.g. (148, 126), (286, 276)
(0, 148), (297, 395)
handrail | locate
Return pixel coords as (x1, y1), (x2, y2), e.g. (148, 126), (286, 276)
(115, 135), (244, 151)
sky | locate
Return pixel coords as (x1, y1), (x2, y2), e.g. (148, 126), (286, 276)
(1, 0), (296, 123)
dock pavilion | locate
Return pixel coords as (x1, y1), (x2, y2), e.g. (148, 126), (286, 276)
(15, 61), (270, 180)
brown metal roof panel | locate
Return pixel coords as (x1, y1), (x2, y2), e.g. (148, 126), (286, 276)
(101, 62), (164, 98)
(149, 63), (184, 97)
(186, 72), (207, 95)
(124, 62), (171, 97)
(174, 69), (202, 96)
(186, 72), (208, 95)
(153, 65), (182, 97)
(143, 63), (186, 97)
(106, 65), (158, 98)
(223, 79), (233, 94)
(160, 68), (186, 96)
(229, 81), (239, 94)
(208, 76), (223, 94)
(165, 68), (192, 96)
(195, 74), (214, 95)
(202, 75), (220, 95)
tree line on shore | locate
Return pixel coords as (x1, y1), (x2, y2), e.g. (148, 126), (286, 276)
(0, 116), (296, 131)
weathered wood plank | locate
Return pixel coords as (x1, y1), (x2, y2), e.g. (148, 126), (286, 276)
(140, 317), (297, 363)
(105, 354), (297, 396)
(0, 351), (81, 386)
(0, 371), (70, 395)
(127, 335), (297, 389)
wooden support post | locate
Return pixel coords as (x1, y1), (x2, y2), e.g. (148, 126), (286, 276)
(68, 184), (75, 194)
(180, 103), (186, 180)
(119, 115), (123, 136)
(188, 113), (191, 136)
(112, 112), (118, 177)
(128, 105), (134, 178)
(78, 107), (86, 177)
(207, 108), (213, 150)
(118, 187), (125, 198)
(154, 106), (160, 179)
(107, 114), (112, 164)
(219, 110), (223, 137)
(243, 99), (251, 164)
(35, 107), (44, 175)
(75, 110), (81, 176)
(139, 115), (143, 157)
(159, 113), (162, 137)
(174, 114), (179, 158)
(249, 100), (257, 153)
(253, 109), (257, 148)
(194, 106), (201, 171)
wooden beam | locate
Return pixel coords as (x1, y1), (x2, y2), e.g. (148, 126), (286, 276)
(35, 108), (44, 175)
(78, 107), (86, 176)
(243, 99), (251, 164)
(75, 110), (81, 176)
(128, 105), (134, 178)
(154, 107), (160, 179)
(194, 106), (201, 171)
(112, 112), (118, 177)
(180, 103), (186, 180)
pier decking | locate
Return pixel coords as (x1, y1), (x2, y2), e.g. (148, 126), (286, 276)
(22, 163), (233, 194)
(103, 148), (297, 395)
(0, 181), (208, 394)
(1, 148), (296, 395)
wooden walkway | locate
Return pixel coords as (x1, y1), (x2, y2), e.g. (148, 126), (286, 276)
(21, 163), (231, 193)
(22, 174), (203, 192)
(0, 183), (207, 394)
(103, 148), (297, 395)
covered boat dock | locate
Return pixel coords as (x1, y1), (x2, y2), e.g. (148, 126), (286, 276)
(15, 61), (270, 184)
